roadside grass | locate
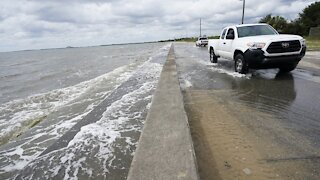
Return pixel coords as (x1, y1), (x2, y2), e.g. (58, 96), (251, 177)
(305, 37), (320, 51)
(176, 37), (197, 42)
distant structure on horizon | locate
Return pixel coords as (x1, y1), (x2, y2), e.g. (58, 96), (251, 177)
(200, 18), (202, 37)
(199, 18), (206, 38)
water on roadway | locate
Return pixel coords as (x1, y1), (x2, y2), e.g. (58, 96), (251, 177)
(174, 42), (320, 179)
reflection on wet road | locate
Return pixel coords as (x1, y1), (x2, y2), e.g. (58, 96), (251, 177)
(175, 42), (320, 179)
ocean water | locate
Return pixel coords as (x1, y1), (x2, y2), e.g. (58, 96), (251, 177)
(0, 43), (171, 179)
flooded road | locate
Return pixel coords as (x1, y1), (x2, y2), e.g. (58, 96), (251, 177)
(174, 42), (320, 179)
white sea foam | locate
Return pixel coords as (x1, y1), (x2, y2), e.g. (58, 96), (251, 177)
(0, 64), (134, 142)
(52, 46), (168, 179)
(184, 79), (193, 87)
(59, 77), (160, 179)
(180, 75), (193, 89)
(197, 59), (250, 78)
(0, 64), (137, 174)
(252, 69), (278, 79)
(0, 43), (171, 179)
(211, 66), (249, 78)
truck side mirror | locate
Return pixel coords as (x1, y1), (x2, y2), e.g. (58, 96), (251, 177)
(226, 34), (235, 40)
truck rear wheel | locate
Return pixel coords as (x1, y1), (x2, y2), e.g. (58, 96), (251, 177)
(234, 54), (248, 74)
(210, 49), (217, 63)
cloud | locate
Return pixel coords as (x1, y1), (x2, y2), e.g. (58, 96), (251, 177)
(0, 0), (317, 52)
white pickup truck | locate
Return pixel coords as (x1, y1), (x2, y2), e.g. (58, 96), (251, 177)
(196, 37), (209, 47)
(208, 23), (306, 73)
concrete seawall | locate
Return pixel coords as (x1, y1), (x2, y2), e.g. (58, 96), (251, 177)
(127, 44), (199, 180)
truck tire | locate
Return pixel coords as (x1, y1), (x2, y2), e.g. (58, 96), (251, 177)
(210, 49), (218, 63)
(279, 64), (297, 73)
(234, 54), (248, 74)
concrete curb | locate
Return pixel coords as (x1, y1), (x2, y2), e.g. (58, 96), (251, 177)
(127, 44), (199, 180)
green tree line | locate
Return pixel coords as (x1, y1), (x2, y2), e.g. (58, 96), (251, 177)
(259, 1), (320, 36)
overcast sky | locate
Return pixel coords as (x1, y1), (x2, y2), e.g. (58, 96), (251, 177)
(0, 0), (317, 52)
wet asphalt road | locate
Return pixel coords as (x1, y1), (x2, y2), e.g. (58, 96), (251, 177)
(174, 42), (320, 179)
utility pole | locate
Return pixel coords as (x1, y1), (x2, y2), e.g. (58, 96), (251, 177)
(241, 0), (245, 24)
(200, 18), (202, 37)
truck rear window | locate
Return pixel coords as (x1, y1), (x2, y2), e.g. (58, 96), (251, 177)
(237, 25), (278, 38)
